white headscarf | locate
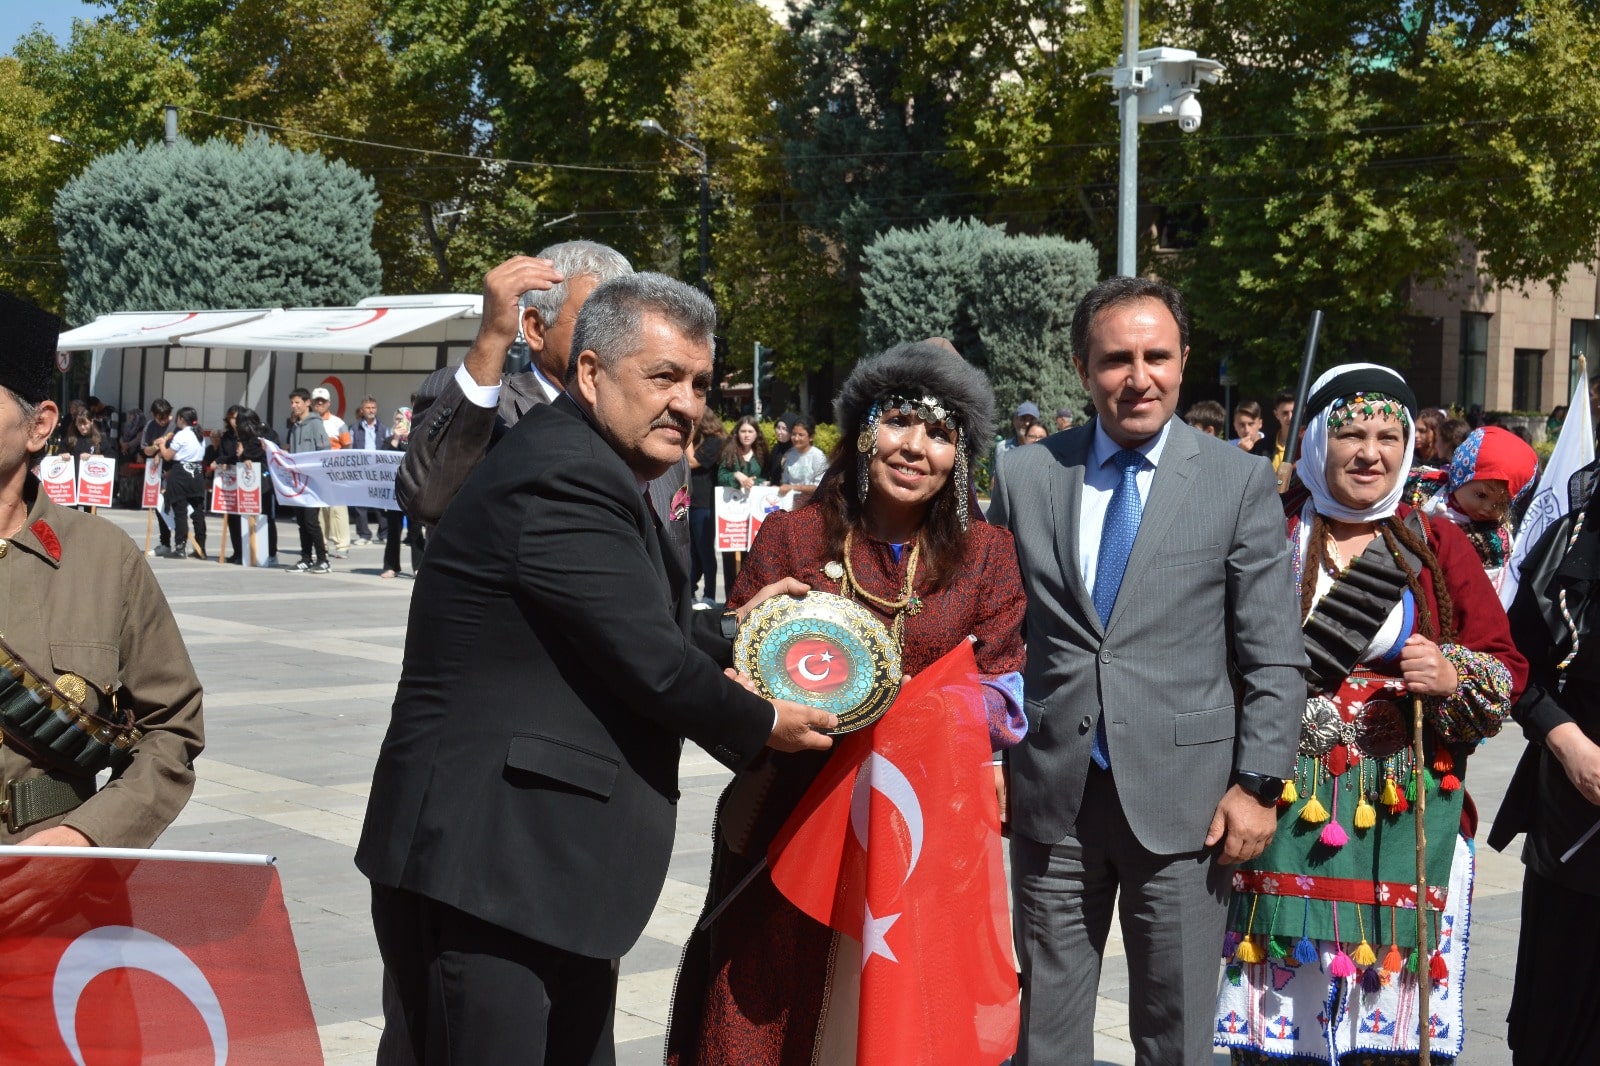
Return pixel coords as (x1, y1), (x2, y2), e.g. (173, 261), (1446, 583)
(1296, 362), (1416, 524)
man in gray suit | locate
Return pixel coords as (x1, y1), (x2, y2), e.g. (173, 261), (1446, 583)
(396, 240), (691, 558)
(988, 276), (1305, 1064)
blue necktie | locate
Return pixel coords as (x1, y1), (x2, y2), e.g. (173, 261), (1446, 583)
(1090, 448), (1145, 769)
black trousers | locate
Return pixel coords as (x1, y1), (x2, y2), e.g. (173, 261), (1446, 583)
(167, 465), (206, 554)
(294, 504), (326, 563)
(371, 884), (617, 1066)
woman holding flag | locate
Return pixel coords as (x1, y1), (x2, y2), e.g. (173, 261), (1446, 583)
(1214, 364), (1526, 1064)
(668, 340), (1027, 1065)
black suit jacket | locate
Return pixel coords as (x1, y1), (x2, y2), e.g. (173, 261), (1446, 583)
(396, 364), (691, 560)
(356, 394), (773, 960)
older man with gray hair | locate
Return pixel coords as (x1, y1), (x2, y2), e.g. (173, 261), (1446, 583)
(358, 272), (837, 1065)
(397, 242), (690, 561)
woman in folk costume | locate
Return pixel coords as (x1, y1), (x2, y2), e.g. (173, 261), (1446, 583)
(667, 341), (1027, 1065)
(1214, 364), (1527, 1064)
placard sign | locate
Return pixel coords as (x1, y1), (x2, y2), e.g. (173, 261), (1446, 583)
(235, 461), (263, 515)
(141, 459), (163, 509)
(714, 486), (795, 552)
(209, 466), (239, 515)
(75, 455), (115, 507)
(38, 455), (76, 506)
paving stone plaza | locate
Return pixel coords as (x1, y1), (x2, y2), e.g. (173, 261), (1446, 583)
(106, 508), (1527, 1065)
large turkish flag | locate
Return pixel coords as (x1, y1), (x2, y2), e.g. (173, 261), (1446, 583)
(0, 848), (323, 1063)
(768, 639), (1019, 1065)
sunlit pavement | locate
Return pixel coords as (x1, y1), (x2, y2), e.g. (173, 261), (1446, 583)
(99, 508), (1519, 1065)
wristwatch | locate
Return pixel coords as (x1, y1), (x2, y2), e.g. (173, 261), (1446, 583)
(1233, 771), (1286, 806)
(719, 611), (740, 642)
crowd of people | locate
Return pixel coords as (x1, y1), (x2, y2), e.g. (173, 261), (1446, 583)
(7, 236), (1600, 1066)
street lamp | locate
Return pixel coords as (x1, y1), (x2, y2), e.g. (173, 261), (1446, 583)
(1093, 2), (1223, 277)
(47, 133), (80, 148)
(639, 118), (711, 297)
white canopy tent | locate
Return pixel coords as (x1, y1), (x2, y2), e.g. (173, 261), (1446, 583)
(62, 297), (480, 436)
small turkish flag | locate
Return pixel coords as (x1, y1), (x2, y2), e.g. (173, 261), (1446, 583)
(0, 848), (324, 1063)
(768, 640), (1019, 1065)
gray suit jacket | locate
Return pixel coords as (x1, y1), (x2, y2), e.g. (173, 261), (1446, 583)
(396, 365), (691, 560)
(988, 419), (1306, 855)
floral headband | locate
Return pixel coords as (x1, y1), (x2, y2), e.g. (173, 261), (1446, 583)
(1326, 392), (1411, 431)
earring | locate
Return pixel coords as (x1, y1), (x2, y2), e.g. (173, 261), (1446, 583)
(954, 447), (971, 532)
(856, 405), (880, 504)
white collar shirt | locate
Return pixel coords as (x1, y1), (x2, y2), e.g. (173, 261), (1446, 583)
(1077, 418), (1171, 595)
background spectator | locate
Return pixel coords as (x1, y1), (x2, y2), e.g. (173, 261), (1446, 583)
(157, 406), (207, 559)
(1231, 399), (1264, 451)
(764, 412), (796, 484)
(687, 409), (725, 607)
(348, 396), (387, 545)
(777, 416), (826, 498)
(383, 406), (421, 578)
(716, 416), (768, 596)
(312, 387), (352, 557)
(1054, 406), (1075, 432)
(233, 407), (281, 566)
(1183, 399), (1226, 436)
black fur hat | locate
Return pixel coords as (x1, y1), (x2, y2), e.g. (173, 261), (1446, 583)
(0, 291), (60, 405)
(834, 341), (997, 458)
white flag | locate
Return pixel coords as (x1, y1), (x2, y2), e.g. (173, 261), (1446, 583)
(1501, 375), (1595, 608)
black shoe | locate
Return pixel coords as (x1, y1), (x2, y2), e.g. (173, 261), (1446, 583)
(286, 560), (313, 574)
(189, 548), (207, 561)
(227, 555), (243, 565)
(308, 560), (331, 574)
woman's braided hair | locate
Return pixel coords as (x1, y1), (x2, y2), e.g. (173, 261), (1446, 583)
(1300, 511), (1456, 644)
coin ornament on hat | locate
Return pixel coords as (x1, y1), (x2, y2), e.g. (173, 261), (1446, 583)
(733, 591), (902, 734)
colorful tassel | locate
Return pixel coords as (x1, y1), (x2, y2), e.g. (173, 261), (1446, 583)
(1405, 774), (1418, 802)
(1440, 773), (1461, 792)
(1382, 944), (1403, 974)
(1269, 936), (1290, 960)
(1351, 939), (1377, 967)
(1222, 930), (1242, 959)
(1328, 949), (1357, 979)
(1429, 951), (1450, 982)
(1380, 777), (1400, 807)
(1353, 798), (1377, 830)
(1294, 936), (1318, 965)
(1431, 748), (1454, 773)
(1391, 792), (1410, 815)
(1279, 779), (1298, 804)
(1360, 965), (1383, 993)
(1235, 936), (1266, 964)
(1299, 793), (1330, 824)
(1319, 820), (1349, 847)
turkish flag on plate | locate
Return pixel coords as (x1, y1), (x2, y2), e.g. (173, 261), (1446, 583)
(0, 848), (323, 1063)
(768, 639), (1019, 1065)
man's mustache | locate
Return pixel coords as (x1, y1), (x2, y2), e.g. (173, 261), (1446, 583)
(650, 415), (692, 434)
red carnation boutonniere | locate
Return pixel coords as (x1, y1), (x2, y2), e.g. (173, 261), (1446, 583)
(669, 485), (690, 522)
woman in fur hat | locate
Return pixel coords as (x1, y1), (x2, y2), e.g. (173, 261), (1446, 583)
(667, 340), (1028, 1065)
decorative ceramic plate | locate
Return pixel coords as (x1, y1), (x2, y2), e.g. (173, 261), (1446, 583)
(733, 591), (902, 733)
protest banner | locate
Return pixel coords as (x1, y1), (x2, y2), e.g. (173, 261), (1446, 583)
(38, 455), (76, 506)
(75, 454), (115, 508)
(261, 440), (401, 511)
(0, 847), (323, 1063)
(714, 485), (795, 552)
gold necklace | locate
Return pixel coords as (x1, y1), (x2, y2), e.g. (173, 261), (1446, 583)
(840, 529), (923, 649)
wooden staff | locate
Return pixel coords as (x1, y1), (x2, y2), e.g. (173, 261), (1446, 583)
(142, 510), (154, 554)
(1412, 694), (1431, 1063)
(216, 518), (229, 565)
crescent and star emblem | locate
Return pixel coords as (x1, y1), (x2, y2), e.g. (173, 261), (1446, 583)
(796, 651), (834, 682)
(849, 753), (926, 968)
(53, 926), (228, 1066)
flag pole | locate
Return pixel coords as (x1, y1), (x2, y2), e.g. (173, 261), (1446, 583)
(1413, 694), (1431, 1063)
(143, 509), (153, 554)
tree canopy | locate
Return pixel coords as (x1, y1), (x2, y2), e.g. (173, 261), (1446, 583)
(55, 133), (381, 320)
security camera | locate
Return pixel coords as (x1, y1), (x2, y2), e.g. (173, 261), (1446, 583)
(1176, 93), (1202, 133)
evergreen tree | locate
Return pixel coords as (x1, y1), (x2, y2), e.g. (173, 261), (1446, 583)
(861, 219), (1096, 418)
(973, 234), (1095, 419)
(54, 133), (381, 322)
(860, 218), (1001, 363)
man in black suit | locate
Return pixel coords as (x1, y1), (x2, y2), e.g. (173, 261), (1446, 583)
(356, 272), (837, 1065)
(396, 240), (691, 560)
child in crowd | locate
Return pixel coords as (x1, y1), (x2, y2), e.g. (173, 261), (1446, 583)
(1423, 425), (1539, 584)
